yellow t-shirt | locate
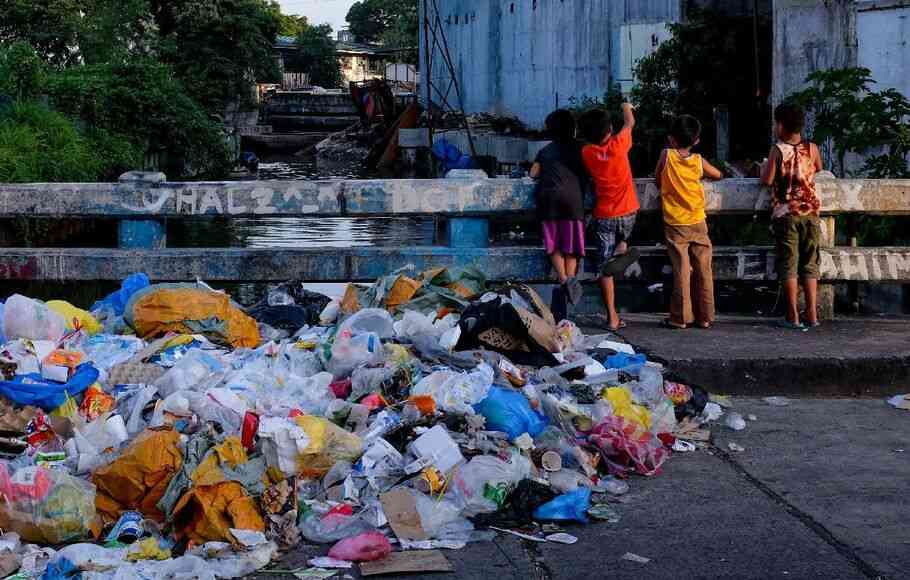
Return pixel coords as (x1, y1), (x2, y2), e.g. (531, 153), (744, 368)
(660, 149), (706, 226)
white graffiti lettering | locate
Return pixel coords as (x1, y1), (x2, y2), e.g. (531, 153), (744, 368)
(227, 191), (247, 214)
(198, 189), (224, 214)
(251, 187), (277, 214)
(177, 189), (197, 214)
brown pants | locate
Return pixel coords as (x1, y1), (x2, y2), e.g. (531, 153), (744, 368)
(664, 221), (715, 326)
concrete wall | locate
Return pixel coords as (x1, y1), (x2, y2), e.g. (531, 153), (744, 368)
(421, 0), (681, 128)
(856, 1), (910, 97)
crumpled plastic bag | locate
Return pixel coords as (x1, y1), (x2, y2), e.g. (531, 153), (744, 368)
(532, 487), (591, 523)
(474, 386), (548, 440)
(411, 363), (493, 416)
(171, 480), (265, 545)
(0, 363), (99, 411)
(125, 283), (260, 348)
(92, 427), (184, 523)
(324, 330), (384, 378)
(603, 387), (652, 430)
(449, 451), (533, 515)
(589, 416), (670, 477)
(0, 466), (97, 544)
(337, 308), (395, 339)
(3, 294), (67, 342)
(293, 415), (363, 478)
(47, 300), (102, 335)
(328, 531), (391, 562)
(258, 417), (311, 477)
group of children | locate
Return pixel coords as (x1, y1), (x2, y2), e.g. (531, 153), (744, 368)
(531, 101), (823, 331)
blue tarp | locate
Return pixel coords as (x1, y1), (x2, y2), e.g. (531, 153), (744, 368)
(0, 363), (99, 411)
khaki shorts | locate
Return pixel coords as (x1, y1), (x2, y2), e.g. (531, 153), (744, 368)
(773, 215), (820, 280)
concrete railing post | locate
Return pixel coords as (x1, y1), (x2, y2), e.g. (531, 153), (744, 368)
(444, 170), (490, 249)
(819, 216), (836, 320)
(117, 172), (167, 250)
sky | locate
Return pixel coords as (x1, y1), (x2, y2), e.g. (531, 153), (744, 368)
(276, 0), (357, 33)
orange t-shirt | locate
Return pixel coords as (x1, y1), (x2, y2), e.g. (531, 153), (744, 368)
(582, 127), (640, 219)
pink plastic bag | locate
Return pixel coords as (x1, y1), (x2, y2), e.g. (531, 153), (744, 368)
(328, 531), (392, 562)
(589, 416), (670, 477)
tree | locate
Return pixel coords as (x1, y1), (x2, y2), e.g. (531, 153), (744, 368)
(0, 42), (45, 101)
(789, 68), (910, 178)
(0, 0), (85, 66)
(290, 24), (343, 89)
(346, 0), (418, 48)
(77, 0), (156, 65)
(149, 0), (281, 112)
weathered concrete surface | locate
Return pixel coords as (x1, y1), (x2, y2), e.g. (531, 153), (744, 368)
(254, 399), (910, 580)
(599, 313), (910, 396)
(1, 246), (910, 283)
(3, 177), (910, 217)
(263, 92), (357, 116)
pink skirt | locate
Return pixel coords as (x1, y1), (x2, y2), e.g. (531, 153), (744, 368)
(541, 220), (586, 257)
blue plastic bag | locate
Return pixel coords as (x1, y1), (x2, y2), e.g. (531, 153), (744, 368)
(532, 487), (591, 523)
(91, 273), (150, 316)
(0, 363), (99, 411)
(603, 352), (647, 373)
(474, 386), (548, 440)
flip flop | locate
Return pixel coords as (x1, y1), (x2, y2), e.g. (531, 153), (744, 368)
(661, 318), (686, 330)
(694, 322), (714, 329)
(608, 320), (628, 331)
(776, 319), (807, 331)
(601, 248), (641, 277)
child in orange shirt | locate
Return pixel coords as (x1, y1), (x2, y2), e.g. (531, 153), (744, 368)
(655, 115), (723, 329)
(580, 103), (641, 331)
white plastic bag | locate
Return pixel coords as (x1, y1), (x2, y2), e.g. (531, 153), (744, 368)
(411, 363), (493, 416)
(3, 294), (67, 342)
(337, 308), (394, 338)
(325, 330), (383, 378)
(449, 451), (532, 515)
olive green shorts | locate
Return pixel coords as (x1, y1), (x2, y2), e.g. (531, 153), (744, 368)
(773, 215), (821, 280)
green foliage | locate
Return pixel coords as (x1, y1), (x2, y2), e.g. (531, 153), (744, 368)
(0, 41), (46, 100)
(0, 101), (138, 182)
(346, 0), (418, 48)
(290, 24), (343, 89)
(150, 0), (281, 111)
(78, 0), (156, 65)
(789, 68), (910, 178)
(0, 0), (84, 66)
(45, 61), (232, 178)
(273, 9), (309, 38)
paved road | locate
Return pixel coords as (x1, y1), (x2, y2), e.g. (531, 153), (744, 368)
(254, 399), (910, 580)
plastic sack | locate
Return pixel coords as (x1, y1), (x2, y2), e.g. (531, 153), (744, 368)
(299, 508), (376, 544)
(412, 491), (475, 541)
(589, 416), (670, 477)
(0, 363), (99, 411)
(603, 387), (652, 430)
(3, 295), (67, 342)
(337, 308), (395, 339)
(474, 386), (548, 440)
(258, 417), (311, 477)
(92, 273), (150, 316)
(412, 363), (493, 416)
(46, 301), (102, 335)
(294, 415), (363, 478)
(449, 452), (532, 515)
(532, 487), (591, 523)
(0, 465), (96, 544)
(154, 349), (225, 398)
(325, 330), (383, 378)
(328, 531), (392, 562)
(631, 365), (665, 406)
(603, 352), (647, 373)
(125, 283), (260, 348)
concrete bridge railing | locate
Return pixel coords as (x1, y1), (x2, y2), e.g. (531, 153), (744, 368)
(0, 171), (908, 294)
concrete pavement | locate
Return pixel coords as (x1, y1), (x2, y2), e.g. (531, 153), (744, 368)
(254, 399), (909, 580)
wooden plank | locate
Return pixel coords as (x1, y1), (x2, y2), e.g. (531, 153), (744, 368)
(0, 246), (905, 282)
(359, 550), (453, 576)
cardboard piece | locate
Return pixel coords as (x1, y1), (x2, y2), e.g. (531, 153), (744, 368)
(359, 550), (453, 576)
(379, 488), (427, 541)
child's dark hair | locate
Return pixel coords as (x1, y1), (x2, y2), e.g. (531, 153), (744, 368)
(670, 115), (701, 148)
(579, 109), (617, 144)
(774, 102), (806, 135)
(545, 109), (576, 142)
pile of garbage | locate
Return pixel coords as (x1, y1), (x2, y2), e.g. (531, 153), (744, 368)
(0, 267), (716, 579)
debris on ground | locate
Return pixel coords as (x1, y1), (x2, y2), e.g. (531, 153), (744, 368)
(886, 394), (910, 411)
(0, 269), (727, 578)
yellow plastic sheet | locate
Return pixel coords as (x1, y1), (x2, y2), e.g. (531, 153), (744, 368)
(604, 387), (652, 430)
(92, 427), (184, 524)
(172, 481), (265, 545)
(293, 415), (363, 478)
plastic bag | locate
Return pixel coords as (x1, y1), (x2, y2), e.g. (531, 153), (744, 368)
(325, 331), (383, 378)
(337, 308), (395, 339)
(46, 301), (102, 335)
(328, 531), (391, 562)
(0, 363), (99, 411)
(154, 349), (225, 398)
(258, 417), (311, 477)
(474, 387), (548, 440)
(603, 352), (647, 373)
(299, 506), (376, 544)
(319, 299), (341, 325)
(294, 415), (363, 478)
(603, 387), (652, 430)
(449, 452), (532, 515)
(0, 465), (97, 544)
(412, 491), (474, 541)
(631, 365), (665, 406)
(92, 273), (150, 317)
(532, 487), (591, 523)
(3, 295), (67, 342)
(589, 416), (670, 477)
(412, 363), (493, 416)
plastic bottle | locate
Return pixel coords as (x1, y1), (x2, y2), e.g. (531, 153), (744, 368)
(360, 410), (401, 444)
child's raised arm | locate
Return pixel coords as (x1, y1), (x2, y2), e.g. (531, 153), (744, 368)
(622, 102), (636, 131)
(702, 158), (723, 181)
(654, 149), (669, 190)
(760, 147), (781, 187)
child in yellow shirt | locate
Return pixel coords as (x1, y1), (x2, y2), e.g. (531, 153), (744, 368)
(654, 115), (723, 329)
